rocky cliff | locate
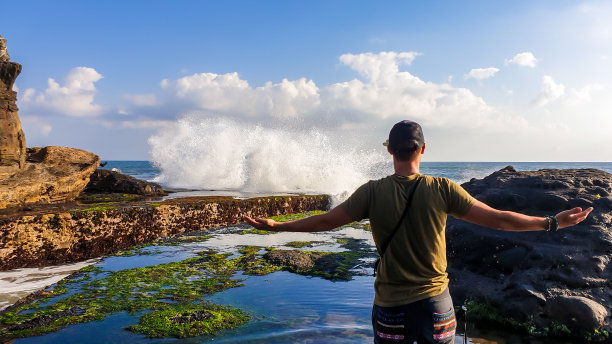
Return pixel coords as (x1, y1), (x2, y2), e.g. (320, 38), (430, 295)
(447, 167), (612, 335)
(0, 35), (100, 209)
(0, 35), (25, 174)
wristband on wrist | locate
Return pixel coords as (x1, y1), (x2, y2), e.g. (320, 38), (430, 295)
(546, 215), (559, 231)
(551, 215), (559, 231)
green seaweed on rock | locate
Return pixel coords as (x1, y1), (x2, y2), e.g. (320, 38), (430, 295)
(0, 252), (247, 340)
(0, 223), (373, 340)
(126, 304), (249, 338)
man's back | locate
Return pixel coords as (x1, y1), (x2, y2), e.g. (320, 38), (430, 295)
(340, 173), (474, 306)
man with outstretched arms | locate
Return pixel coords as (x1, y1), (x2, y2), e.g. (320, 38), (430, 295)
(243, 120), (593, 344)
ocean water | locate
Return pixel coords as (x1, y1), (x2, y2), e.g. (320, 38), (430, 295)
(100, 159), (612, 193)
(2, 160), (609, 343)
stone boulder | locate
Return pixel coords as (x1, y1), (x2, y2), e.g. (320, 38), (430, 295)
(447, 167), (612, 333)
(0, 146), (100, 209)
(83, 169), (166, 196)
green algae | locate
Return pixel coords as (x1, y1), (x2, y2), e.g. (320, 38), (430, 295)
(239, 228), (276, 235)
(114, 235), (215, 257)
(463, 300), (609, 341)
(0, 252), (247, 339)
(268, 210), (326, 222)
(0, 216), (374, 340)
(285, 241), (322, 248)
(126, 304), (249, 338)
(75, 206), (117, 213)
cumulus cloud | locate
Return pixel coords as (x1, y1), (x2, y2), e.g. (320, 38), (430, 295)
(156, 72), (320, 119)
(464, 67), (500, 80)
(120, 51), (523, 133)
(505, 52), (538, 67)
(534, 75), (565, 107)
(20, 67), (103, 116)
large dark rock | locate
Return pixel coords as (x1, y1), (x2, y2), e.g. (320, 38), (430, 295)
(447, 166), (612, 333)
(83, 169), (166, 196)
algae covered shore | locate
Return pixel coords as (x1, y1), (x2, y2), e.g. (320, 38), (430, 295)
(0, 212), (377, 342)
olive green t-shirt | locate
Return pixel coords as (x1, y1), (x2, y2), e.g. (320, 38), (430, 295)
(340, 173), (475, 307)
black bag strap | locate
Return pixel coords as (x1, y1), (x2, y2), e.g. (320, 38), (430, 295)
(373, 177), (422, 276)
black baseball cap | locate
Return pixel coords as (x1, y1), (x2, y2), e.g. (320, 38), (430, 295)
(383, 120), (425, 153)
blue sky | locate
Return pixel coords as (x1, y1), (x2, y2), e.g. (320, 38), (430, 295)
(3, 0), (611, 161)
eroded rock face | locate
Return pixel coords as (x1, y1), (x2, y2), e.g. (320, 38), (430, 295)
(83, 169), (166, 196)
(0, 35), (25, 174)
(447, 167), (612, 332)
(0, 36), (100, 209)
(0, 194), (330, 270)
(0, 146), (100, 209)
(0, 35), (9, 62)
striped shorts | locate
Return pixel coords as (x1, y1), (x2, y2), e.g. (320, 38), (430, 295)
(372, 288), (456, 344)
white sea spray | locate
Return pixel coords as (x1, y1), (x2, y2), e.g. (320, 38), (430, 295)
(148, 115), (390, 203)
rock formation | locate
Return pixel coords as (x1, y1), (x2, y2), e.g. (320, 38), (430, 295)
(0, 35), (100, 209)
(0, 35), (10, 62)
(83, 169), (166, 196)
(0, 35), (25, 174)
(0, 147), (99, 209)
(0, 194), (330, 270)
(447, 167), (612, 334)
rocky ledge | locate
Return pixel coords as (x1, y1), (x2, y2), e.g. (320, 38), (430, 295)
(447, 167), (612, 338)
(0, 194), (330, 271)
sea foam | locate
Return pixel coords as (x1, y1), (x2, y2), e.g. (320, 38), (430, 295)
(148, 116), (389, 202)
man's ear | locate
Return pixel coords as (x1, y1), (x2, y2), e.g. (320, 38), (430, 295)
(387, 146), (393, 155)
(421, 143), (426, 154)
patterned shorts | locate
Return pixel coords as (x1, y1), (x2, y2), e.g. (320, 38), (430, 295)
(372, 288), (456, 344)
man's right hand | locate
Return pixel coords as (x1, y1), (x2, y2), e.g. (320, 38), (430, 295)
(242, 216), (278, 231)
(555, 207), (593, 229)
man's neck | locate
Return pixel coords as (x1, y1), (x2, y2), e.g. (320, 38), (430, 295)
(393, 159), (420, 176)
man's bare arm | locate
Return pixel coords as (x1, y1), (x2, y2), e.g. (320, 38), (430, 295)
(242, 206), (354, 232)
(460, 200), (593, 231)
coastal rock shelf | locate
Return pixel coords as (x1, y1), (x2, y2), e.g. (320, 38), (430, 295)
(447, 167), (612, 337)
(0, 194), (330, 271)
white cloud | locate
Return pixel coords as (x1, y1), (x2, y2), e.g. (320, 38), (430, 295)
(567, 83), (604, 104)
(464, 67), (500, 80)
(121, 52), (523, 135)
(505, 52), (538, 67)
(338, 51), (420, 81)
(156, 72), (320, 119)
(21, 67), (103, 116)
(534, 75), (565, 107)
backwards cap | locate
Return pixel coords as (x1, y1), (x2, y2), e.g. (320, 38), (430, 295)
(385, 120), (425, 153)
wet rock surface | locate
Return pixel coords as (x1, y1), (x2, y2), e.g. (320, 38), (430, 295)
(447, 167), (612, 334)
(83, 168), (166, 196)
